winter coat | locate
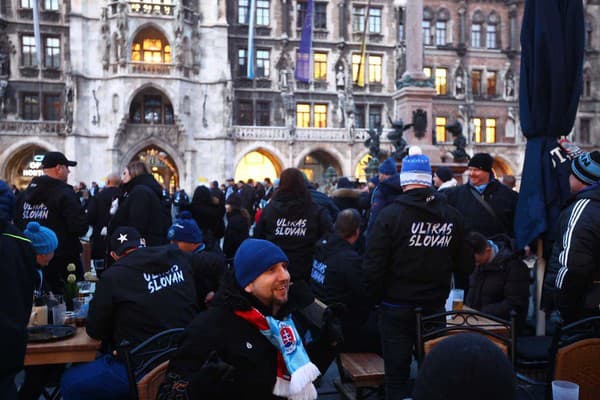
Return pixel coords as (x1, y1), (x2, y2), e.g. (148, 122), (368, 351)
(86, 244), (199, 348)
(183, 186), (225, 250)
(109, 174), (170, 247)
(223, 209), (249, 260)
(238, 184), (256, 216)
(159, 273), (310, 400)
(87, 186), (120, 259)
(465, 235), (530, 322)
(254, 195), (333, 281)
(331, 188), (362, 212)
(0, 219), (36, 378)
(365, 173), (403, 240)
(364, 187), (473, 308)
(309, 188), (339, 222)
(444, 179), (518, 238)
(15, 175), (88, 261)
(550, 183), (600, 322)
(310, 233), (370, 328)
(186, 246), (226, 310)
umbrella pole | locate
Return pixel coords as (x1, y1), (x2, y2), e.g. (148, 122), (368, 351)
(535, 238), (546, 336)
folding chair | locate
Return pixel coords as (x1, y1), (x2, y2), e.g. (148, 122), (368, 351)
(119, 328), (185, 400)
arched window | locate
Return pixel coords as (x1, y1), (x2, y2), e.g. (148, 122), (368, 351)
(486, 12), (500, 49)
(131, 27), (172, 64)
(471, 10), (484, 48)
(129, 87), (174, 124)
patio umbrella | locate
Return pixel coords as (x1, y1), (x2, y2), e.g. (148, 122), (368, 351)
(515, 0), (585, 334)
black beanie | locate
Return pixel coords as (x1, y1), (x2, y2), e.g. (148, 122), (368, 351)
(413, 334), (516, 400)
(435, 166), (453, 183)
(468, 153), (494, 173)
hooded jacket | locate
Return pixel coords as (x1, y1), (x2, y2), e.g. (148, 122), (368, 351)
(87, 185), (120, 259)
(109, 174), (169, 247)
(364, 187), (473, 308)
(0, 219), (36, 378)
(254, 195), (332, 281)
(223, 209), (250, 260)
(550, 183), (600, 322)
(182, 186), (225, 250)
(15, 175), (88, 260)
(160, 272), (302, 400)
(86, 244), (199, 348)
(465, 235), (530, 322)
(331, 188), (362, 212)
(365, 173), (403, 239)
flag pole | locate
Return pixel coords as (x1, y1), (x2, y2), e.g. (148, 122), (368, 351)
(535, 238), (546, 335)
(246, 0), (256, 80)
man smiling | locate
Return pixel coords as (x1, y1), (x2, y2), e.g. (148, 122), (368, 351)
(160, 239), (321, 400)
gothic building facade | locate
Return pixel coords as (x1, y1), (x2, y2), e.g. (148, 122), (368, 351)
(0, 0), (598, 190)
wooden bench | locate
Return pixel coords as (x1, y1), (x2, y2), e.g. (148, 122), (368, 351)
(298, 299), (385, 400)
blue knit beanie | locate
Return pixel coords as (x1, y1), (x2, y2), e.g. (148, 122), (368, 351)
(0, 180), (14, 221)
(234, 239), (289, 288)
(167, 211), (203, 243)
(24, 222), (58, 255)
(571, 151), (600, 185)
(400, 146), (432, 187)
(379, 157), (397, 175)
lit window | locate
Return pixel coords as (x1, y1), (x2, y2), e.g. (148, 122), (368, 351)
(296, 103), (310, 127)
(313, 52), (327, 81)
(22, 36), (37, 66)
(131, 29), (172, 64)
(485, 118), (496, 143)
(369, 8), (382, 33)
(471, 70), (482, 96)
(423, 67), (432, 78)
(238, 0), (249, 24)
(435, 21), (446, 45)
(45, 37), (60, 69)
(471, 24), (482, 48)
(238, 49), (247, 76)
(487, 71), (497, 96)
(473, 118), (482, 142)
(21, 0), (33, 8)
(352, 7), (365, 32)
(422, 20), (432, 45)
(435, 117), (448, 143)
(256, 0), (270, 26)
(44, 0), (59, 10)
(435, 68), (447, 95)
(314, 104), (328, 128)
(486, 25), (497, 49)
(351, 53), (362, 83)
(256, 49), (270, 78)
(368, 55), (382, 83)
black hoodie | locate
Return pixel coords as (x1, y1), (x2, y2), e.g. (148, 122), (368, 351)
(109, 174), (170, 247)
(364, 187), (473, 307)
(86, 244), (199, 348)
(15, 175), (88, 259)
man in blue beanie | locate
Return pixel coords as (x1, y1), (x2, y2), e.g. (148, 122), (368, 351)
(161, 239), (321, 399)
(364, 157), (402, 240)
(168, 212), (225, 309)
(0, 180), (36, 400)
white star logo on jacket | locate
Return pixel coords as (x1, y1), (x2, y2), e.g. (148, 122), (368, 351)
(117, 233), (128, 243)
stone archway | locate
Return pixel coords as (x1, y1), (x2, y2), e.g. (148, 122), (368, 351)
(127, 145), (180, 193)
(297, 149), (343, 186)
(3, 144), (50, 189)
(234, 148), (283, 182)
(492, 155), (514, 177)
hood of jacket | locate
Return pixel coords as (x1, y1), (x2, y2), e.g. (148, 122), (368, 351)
(331, 188), (360, 199)
(379, 173), (403, 195)
(23, 175), (72, 204)
(269, 194), (311, 217)
(573, 181), (600, 203)
(113, 244), (187, 274)
(124, 174), (163, 198)
(314, 233), (353, 261)
(394, 187), (448, 218)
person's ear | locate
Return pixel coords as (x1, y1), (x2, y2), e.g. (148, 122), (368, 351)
(244, 282), (253, 294)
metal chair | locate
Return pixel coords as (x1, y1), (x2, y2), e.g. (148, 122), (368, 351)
(119, 328), (185, 400)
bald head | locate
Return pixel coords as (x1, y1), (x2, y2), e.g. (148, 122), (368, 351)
(106, 172), (121, 187)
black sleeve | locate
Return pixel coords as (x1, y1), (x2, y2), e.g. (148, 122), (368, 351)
(481, 259), (530, 318)
(61, 190), (89, 237)
(363, 209), (394, 304)
(86, 275), (115, 342)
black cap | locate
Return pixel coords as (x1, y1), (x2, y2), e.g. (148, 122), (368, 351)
(468, 153), (494, 173)
(41, 152), (77, 168)
(110, 226), (145, 256)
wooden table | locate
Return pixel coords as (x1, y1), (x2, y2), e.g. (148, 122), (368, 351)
(447, 305), (510, 336)
(25, 327), (101, 366)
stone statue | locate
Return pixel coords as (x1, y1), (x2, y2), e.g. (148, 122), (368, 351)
(64, 78), (74, 132)
(446, 121), (469, 162)
(364, 126), (382, 160)
(117, 0), (128, 63)
(191, 32), (200, 67)
(387, 116), (412, 161)
(395, 43), (406, 80)
(175, 32), (184, 66)
(337, 91), (345, 127)
(455, 73), (465, 97)
(336, 65), (345, 90)
(0, 79), (7, 115)
(505, 73), (515, 98)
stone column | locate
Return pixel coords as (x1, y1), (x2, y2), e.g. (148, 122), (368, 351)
(458, 5), (467, 46)
(401, 0), (427, 81)
(509, 4), (518, 51)
(281, 0), (290, 38)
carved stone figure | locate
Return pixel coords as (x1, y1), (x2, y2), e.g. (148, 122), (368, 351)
(446, 121), (470, 162)
(336, 65), (345, 89)
(191, 33), (200, 67)
(64, 79), (74, 133)
(387, 116), (412, 160)
(364, 126), (382, 160)
(395, 43), (406, 81)
(117, 0), (128, 63)
(175, 32), (184, 66)
(505, 72), (515, 98)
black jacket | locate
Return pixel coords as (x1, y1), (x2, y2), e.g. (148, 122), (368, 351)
(310, 233), (370, 328)
(87, 186), (120, 259)
(331, 188), (362, 212)
(186, 246), (226, 310)
(365, 173), (403, 239)
(364, 187), (473, 308)
(309, 188), (339, 222)
(444, 179), (518, 238)
(109, 174), (170, 247)
(86, 244), (199, 348)
(223, 210), (249, 260)
(0, 219), (36, 378)
(254, 195), (333, 281)
(160, 273), (312, 400)
(466, 235), (530, 322)
(15, 175), (88, 260)
(550, 183), (600, 322)
(183, 186), (225, 250)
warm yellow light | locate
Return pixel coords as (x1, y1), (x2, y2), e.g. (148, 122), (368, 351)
(355, 154), (372, 182)
(435, 117), (447, 143)
(368, 55), (382, 83)
(234, 151), (279, 182)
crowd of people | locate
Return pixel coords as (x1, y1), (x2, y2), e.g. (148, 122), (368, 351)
(1, 146), (599, 400)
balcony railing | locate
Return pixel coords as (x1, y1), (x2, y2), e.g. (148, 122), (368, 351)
(128, 62), (172, 75)
(0, 120), (65, 135)
(231, 126), (388, 143)
(109, 1), (175, 17)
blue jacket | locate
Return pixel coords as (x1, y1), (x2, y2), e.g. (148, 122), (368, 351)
(365, 173), (402, 240)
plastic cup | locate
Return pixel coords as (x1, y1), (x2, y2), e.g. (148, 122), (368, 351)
(52, 303), (67, 325)
(552, 380), (579, 400)
(451, 289), (464, 310)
